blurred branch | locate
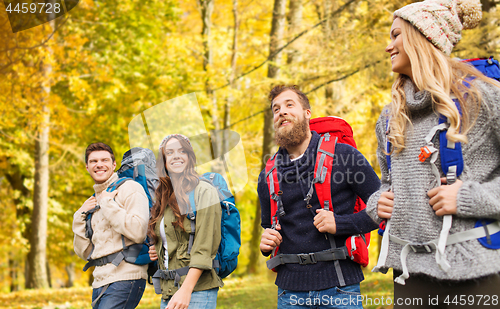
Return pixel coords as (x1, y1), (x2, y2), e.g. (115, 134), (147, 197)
(306, 60), (382, 94)
(227, 59), (382, 127)
(0, 16), (69, 53)
(212, 0), (359, 92)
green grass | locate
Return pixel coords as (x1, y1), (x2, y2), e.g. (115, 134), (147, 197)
(0, 271), (394, 309)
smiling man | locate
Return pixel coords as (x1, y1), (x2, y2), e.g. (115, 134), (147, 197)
(258, 85), (380, 309)
(73, 142), (149, 309)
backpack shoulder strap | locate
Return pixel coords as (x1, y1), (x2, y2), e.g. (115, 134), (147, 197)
(185, 175), (220, 255)
(313, 133), (337, 211)
(186, 188), (197, 255)
(83, 177), (131, 261)
(438, 99), (464, 184)
(265, 152), (283, 228)
(311, 134), (346, 285)
(106, 176), (133, 192)
(384, 108), (392, 181)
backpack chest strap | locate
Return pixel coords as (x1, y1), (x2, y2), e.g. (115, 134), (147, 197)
(387, 221), (500, 285)
(152, 259), (221, 293)
(83, 242), (144, 271)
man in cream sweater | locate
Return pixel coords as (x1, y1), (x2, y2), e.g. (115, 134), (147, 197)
(73, 142), (149, 309)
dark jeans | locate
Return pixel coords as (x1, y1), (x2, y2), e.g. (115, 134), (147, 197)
(393, 271), (500, 308)
(92, 279), (146, 309)
(277, 284), (362, 309)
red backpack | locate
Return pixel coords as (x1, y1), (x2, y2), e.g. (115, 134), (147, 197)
(265, 117), (370, 280)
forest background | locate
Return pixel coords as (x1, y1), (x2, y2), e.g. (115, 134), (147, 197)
(0, 0), (499, 306)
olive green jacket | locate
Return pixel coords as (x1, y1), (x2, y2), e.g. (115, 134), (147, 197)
(154, 180), (223, 299)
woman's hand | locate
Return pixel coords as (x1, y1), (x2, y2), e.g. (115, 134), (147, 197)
(148, 245), (158, 261)
(166, 287), (192, 309)
(377, 191), (394, 219)
(166, 268), (203, 309)
(428, 178), (462, 216)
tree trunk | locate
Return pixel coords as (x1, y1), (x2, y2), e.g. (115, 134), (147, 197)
(198, 0), (213, 73)
(65, 262), (75, 288)
(481, 0), (496, 12)
(267, 0), (287, 79)
(5, 168), (32, 239)
(26, 17), (53, 290)
(247, 0), (287, 274)
(27, 102), (50, 290)
(322, 0), (344, 111)
(286, 0), (303, 65)
(46, 261), (52, 288)
(197, 0), (223, 173)
(222, 0), (239, 190)
(88, 268), (94, 286)
(9, 256), (19, 292)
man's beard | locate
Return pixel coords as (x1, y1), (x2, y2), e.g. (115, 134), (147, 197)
(274, 115), (310, 149)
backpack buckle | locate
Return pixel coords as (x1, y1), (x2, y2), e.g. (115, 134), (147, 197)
(324, 133), (330, 142)
(297, 253), (317, 265)
(418, 146), (433, 162)
(409, 243), (433, 253)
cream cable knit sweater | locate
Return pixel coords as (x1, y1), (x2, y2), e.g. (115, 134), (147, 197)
(73, 173), (149, 288)
(366, 79), (500, 280)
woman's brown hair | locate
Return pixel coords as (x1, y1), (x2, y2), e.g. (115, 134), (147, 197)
(147, 136), (199, 244)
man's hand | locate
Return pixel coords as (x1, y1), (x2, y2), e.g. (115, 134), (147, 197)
(98, 190), (118, 205)
(260, 224), (282, 253)
(149, 245), (158, 261)
(377, 191), (394, 219)
(78, 196), (97, 213)
(428, 178), (462, 216)
(314, 209), (336, 234)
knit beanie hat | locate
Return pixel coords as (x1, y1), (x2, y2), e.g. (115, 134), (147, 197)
(394, 0), (482, 55)
(159, 134), (192, 150)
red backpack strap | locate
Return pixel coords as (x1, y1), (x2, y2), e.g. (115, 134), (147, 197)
(309, 133), (346, 285)
(311, 133), (337, 211)
(265, 153), (283, 228)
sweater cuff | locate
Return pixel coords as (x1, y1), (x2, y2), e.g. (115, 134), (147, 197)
(456, 181), (476, 217)
(334, 216), (351, 234)
(366, 187), (389, 225)
(189, 255), (213, 270)
(261, 250), (272, 257)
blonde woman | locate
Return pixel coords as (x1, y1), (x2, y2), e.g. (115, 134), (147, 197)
(148, 134), (222, 309)
(366, 0), (500, 306)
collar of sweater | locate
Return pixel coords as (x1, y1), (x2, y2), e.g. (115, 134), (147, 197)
(403, 78), (432, 112)
(275, 131), (320, 181)
(93, 173), (119, 196)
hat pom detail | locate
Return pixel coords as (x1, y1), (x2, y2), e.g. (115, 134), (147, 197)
(456, 0), (482, 29)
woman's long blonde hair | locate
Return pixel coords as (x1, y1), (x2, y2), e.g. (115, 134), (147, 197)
(388, 18), (496, 154)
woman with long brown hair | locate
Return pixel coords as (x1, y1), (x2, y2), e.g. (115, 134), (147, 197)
(366, 0), (500, 307)
(148, 134), (222, 309)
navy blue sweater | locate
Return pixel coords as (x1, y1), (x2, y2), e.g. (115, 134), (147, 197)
(258, 131), (380, 291)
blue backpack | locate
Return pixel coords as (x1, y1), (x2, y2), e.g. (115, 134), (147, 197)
(83, 147), (159, 271)
(187, 172), (241, 278)
(379, 57), (500, 249)
(151, 172), (241, 294)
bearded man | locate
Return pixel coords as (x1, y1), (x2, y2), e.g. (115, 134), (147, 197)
(258, 85), (380, 309)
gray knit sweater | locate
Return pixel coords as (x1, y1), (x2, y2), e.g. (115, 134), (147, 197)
(366, 79), (500, 280)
